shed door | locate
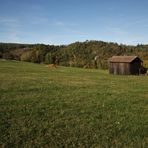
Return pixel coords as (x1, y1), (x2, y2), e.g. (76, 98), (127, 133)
(131, 61), (141, 75)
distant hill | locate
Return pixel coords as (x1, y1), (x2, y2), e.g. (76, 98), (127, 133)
(0, 40), (148, 69)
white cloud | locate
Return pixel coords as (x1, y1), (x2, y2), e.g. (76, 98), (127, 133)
(108, 27), (128, 36)
(0, 17), (21, 28)
(122, 18), (148, 29)
(0, 17), (22, 42)
(52, 21), (65, 26)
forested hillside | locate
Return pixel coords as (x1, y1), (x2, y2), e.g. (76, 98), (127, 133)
(0, 41), (148, 69)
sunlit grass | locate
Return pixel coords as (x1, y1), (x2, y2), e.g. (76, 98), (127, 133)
(143, 60), (148, 68)
(0, 60), (148, 147)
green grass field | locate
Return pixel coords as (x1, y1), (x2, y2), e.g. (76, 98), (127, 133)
(144, 60), (148, 68)
(0, 60), (148, 147)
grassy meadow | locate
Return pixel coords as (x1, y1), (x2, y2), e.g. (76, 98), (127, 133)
(144, 60), (148, 68)
(0, 59), (148, 147)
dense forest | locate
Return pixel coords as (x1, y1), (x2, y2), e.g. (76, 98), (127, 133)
(0, 40), (148, 69)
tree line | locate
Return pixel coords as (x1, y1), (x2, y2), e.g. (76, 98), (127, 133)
(0, 40), (148, 69)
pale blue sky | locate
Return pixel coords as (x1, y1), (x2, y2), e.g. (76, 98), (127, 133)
(0, 0), (148, 45)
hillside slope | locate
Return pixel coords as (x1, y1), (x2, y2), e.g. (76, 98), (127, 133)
(0, 41), (148, 69)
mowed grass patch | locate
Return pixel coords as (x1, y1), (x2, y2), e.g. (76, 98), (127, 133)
(0, 59), (148, 147)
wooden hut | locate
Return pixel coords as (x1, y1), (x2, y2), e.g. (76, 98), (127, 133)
(109, 56), (143, 75)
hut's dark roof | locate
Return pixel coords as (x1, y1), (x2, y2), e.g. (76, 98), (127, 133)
(109, 56), (142, 63)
